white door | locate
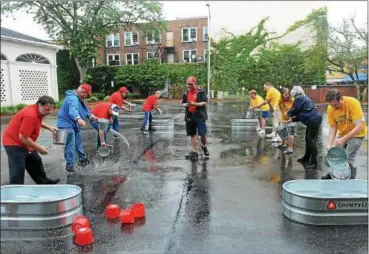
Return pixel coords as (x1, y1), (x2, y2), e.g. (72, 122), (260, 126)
(166, 54), (174, 63)
(166, 32), (173, 47)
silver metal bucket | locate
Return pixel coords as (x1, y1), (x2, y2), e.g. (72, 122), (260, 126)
(246, 109), (262, 119)
(1, 185), (83, 230)
(285, 122), (297, 136)
(325, 147), (351, 180)
(98, 146), (111, 157)
(53, 129), (67, 145)
(282, 179), (368, 225)
(129, 103), (137, 111)
(98, 118), (110, 131)
(253, 109), (263, 118)
(276, 125), (289, 139)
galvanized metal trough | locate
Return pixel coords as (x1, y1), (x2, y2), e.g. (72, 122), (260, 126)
(1, 185), (83, 231)
(151, 119), (174, 129)
(282, 179), (368, 225)
(231, 119), (259, 127)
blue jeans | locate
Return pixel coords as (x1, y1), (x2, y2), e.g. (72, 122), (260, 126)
(142, 112), (152, 129)
(112, 115), (119, 134)
(90, 121), (111, 149)
(62, 128), (86, 167)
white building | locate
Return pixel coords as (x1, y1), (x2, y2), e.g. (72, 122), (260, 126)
(1, 27), (62, 106)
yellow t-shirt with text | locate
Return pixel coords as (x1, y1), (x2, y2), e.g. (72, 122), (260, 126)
(327, 96), (367, 138)
(266, 87), (281, 110)
(250, 95), (270, 111)
(279, 98), (294, 121)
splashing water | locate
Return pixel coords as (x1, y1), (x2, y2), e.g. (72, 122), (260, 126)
(110, 129), (130, 148)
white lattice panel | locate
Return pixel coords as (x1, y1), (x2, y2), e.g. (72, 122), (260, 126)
(19, 69), (49, 101)
(1, 66), (9, 103)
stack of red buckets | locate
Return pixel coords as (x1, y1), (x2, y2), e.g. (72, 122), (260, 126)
(71, 203), (145, 246)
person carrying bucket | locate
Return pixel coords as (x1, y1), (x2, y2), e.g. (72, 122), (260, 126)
(253, 83), (282, 142)
(277, 88), (295, 154)
(2, 96), (60, 184)
(321, 89), (367, 180)
(90, 102), (121, 149)
(108, 86), (132, 138)
(248, 89), (270, 135)
(57, 84), (98, 172)
(141, 91), (163, 132)
(286, 86), (322, 170)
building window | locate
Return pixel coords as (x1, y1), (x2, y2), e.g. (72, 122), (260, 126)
(125, 32), (139, 46)
(106, 33), (120, 48)
(203, 26), (208, 41)
(182, 27), (197, 42)
(107, 54), (120, 66)
(147, 52), (158, 59)
(204, 49), (208, 61)
(146, 31), (161, 45)
(126, 53), (139, 65)
(15, 53), (50, 64)
(183, 50), (197, 63)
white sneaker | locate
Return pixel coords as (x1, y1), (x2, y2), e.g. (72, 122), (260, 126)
(256, 127), (261, 132)
(266, 132), (275, 139)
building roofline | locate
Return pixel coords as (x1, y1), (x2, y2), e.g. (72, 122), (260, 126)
(1, 36), (63, 50)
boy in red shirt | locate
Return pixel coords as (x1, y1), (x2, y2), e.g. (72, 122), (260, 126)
(90, 102), (120, 149)
(108, 86), (132, 136)
(2, 95), (60, 184)
(141, 91), (163, 132)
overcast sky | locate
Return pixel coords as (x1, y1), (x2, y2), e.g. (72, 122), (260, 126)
(1, 1), (367, 41)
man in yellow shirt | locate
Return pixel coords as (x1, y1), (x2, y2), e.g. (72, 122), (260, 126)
(248, 90), (270, 135)
(278, 88), (295, 154)
(322, 89), (367, 179)
(253, 83), (281, 141)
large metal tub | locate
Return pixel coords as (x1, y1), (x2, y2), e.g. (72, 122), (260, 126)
(1, 185), (83, 230)
(151, 119), (174, 129)
(282, 180), (368, 225)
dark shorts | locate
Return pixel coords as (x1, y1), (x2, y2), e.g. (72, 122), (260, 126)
(262, 111), (270, 119)
(186, 120), (207, 137)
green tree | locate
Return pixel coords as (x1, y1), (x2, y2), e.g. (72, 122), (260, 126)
(2, 1), (166, 83)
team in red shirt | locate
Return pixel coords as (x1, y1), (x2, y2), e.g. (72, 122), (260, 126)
(141, 91), (163, 132)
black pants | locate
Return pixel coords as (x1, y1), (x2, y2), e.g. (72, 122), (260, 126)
(4, 146), (49, 185)
(304, 116), (322, 164)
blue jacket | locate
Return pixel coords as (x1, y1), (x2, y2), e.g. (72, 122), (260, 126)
(56, 90), (92, 130)
(287, 95), (321, 125)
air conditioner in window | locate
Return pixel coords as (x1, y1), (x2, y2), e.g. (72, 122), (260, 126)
(191, 38), (197, 42)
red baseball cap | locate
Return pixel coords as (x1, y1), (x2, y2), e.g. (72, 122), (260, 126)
(80, 84), (92, 96)
(119, 87), (129, 93)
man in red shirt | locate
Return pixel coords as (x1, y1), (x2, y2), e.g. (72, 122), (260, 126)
(2, 95), (60, 184)
(141, 91), (163, 132)
(90, 102), (120, 149)
(181, 76), (209, 161)
(108, 86), (132, 136)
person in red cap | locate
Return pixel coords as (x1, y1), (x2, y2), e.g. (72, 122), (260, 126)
(2, 95), (60, 184)
(57, 83), (98, 172)
(141, 91), (163, 132)
(182, 76), (209, 161)
(108, 86), (133, 137)
(90, 102), (120, 149)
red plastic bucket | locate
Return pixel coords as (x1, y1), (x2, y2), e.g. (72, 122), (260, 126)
(131, 203), (145, 218)
(106, 204), (120, 219)
(75, 227), (94, 246)
(72, 216), (90, 234)
(120, 209), (134, 224)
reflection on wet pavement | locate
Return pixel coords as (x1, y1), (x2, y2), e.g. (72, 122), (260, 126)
(0, 102), (367, 253)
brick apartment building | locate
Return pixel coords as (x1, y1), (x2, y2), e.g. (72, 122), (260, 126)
(96, 16), (208, 66)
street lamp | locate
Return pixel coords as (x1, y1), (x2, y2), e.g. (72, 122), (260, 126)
(206, 3), (211, 100)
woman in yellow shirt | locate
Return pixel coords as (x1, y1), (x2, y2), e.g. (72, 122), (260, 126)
(277, 88), (295, 154)
(249, 90), (270, 135)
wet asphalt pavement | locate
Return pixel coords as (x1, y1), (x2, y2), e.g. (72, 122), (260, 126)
(1, 101), (368, 254)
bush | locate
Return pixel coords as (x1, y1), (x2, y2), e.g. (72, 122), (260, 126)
(55, 101), (63, 108)
(126, 93), (144, 99)
(94, 93), (106, 100)
(15, 104), (27, 111)
(85, 96), (98, 102)
(103, 95), (110, 102)
(0, 106), (17, 114)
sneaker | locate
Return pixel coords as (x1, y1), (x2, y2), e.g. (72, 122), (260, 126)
(202, 146), (210, 157)
(141, 127), (148, 133)
(113, 136), (119, 140)
(305, 163), (318, 170)
(185, 151), (199, 161)
(78, 158), (91, 167)
(148, 127), (157, 132)
(66, 164), (75, 172)
(283, 149), (293, 155)
(321, 173), (332, 180)
(297, 156), (310, 164)
(276, 144), (287, 151)
(256, 127), (261, 132)
(266, 132), (276, 139)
